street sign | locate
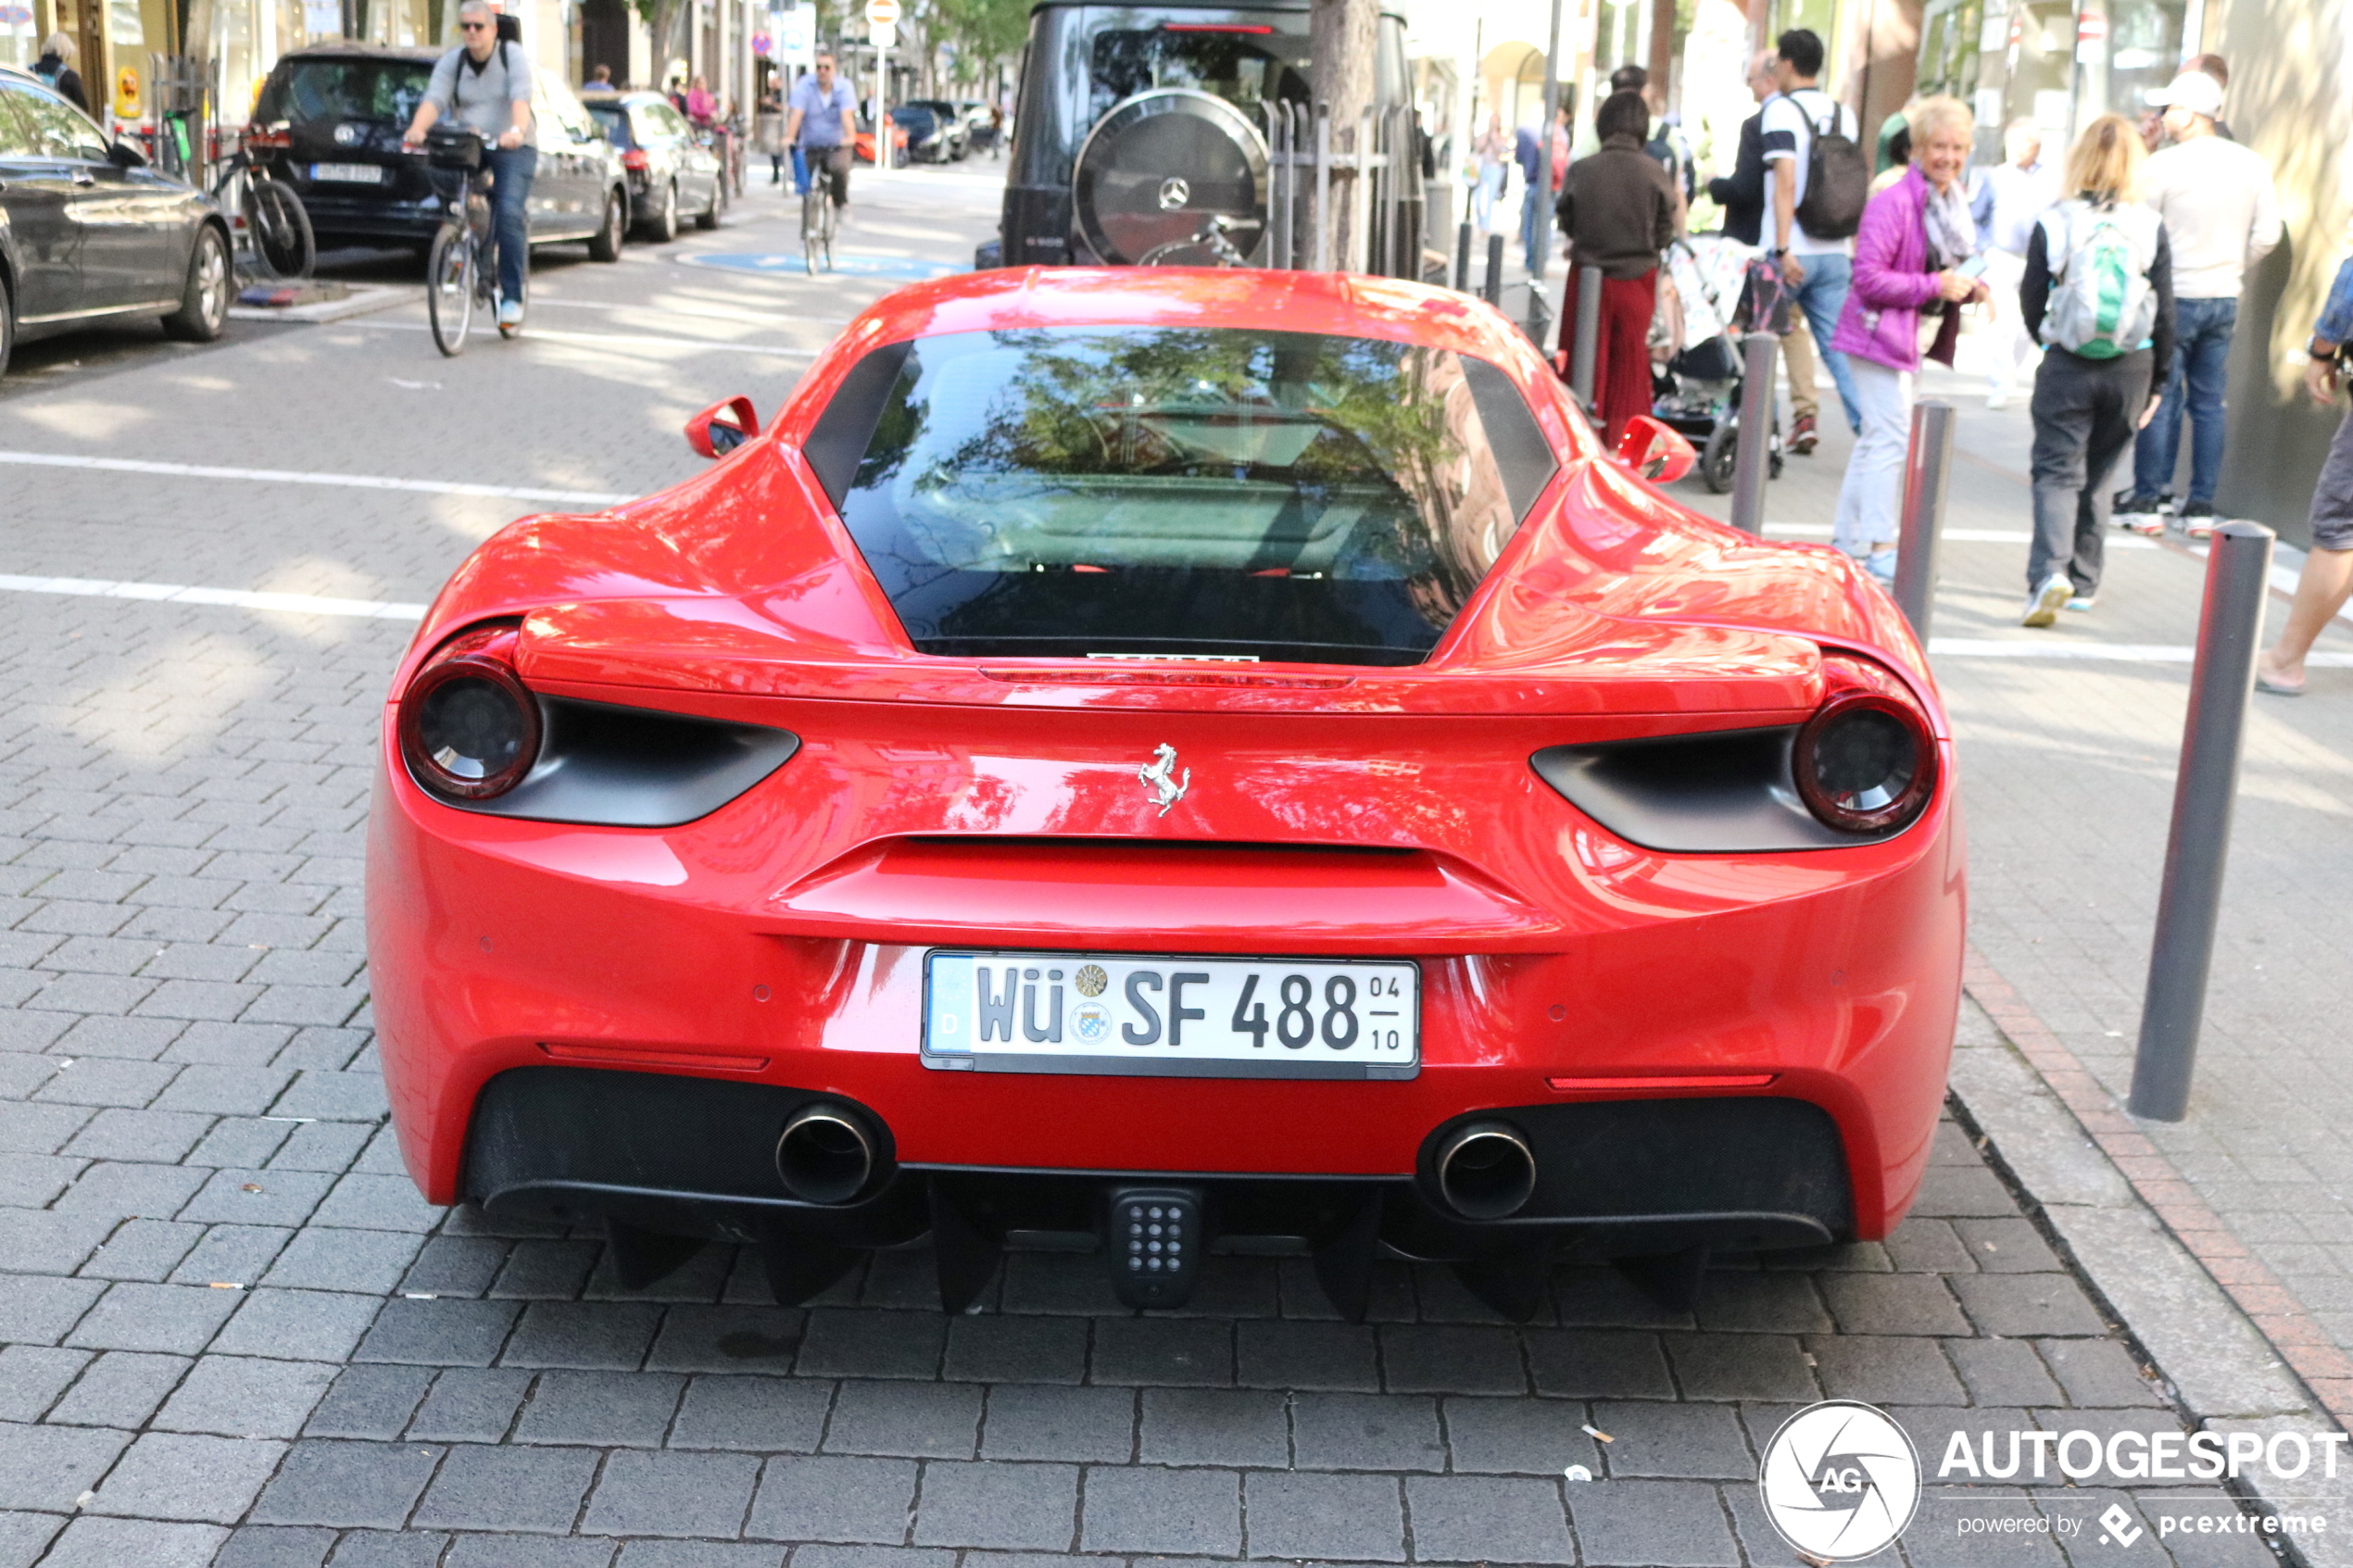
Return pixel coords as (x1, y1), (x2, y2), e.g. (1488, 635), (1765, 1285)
(774, 6), (812, 66)
(864, 0), (898, 25)
(870, 19), (895, 48)
(750, 31), (770, 54)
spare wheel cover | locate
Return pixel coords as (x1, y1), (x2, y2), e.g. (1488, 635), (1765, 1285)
(1074, 88), (1270, 265)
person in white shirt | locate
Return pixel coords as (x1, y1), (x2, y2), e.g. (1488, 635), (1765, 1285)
(1973, 119), (2059, 408)
(1762, 28), (1862, 451)
(2116, 66), (2281, 533)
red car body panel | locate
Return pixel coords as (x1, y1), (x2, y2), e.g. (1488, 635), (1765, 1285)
(368, 267), (1964, 1256)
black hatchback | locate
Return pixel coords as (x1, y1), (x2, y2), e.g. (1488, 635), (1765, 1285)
(248, 44), (628, 259)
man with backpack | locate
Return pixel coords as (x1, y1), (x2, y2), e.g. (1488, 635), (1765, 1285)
(1762, 29), (1868, 453)
(2111, 68), (2280, 537)
(403, 0), (538, 330)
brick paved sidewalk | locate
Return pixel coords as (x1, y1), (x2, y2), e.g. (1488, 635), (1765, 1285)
(1676, 360), (2353, 1433)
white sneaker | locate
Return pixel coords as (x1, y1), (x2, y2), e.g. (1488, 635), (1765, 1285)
(2021, 574), (2071, 628)
(1986, 389), (2010, 410)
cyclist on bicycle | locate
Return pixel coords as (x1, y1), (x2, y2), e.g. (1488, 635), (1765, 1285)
(402, 0), (535, 329)
(784, 52), (857, 217)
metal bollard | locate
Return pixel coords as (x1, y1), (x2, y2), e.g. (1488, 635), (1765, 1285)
(1568, 266), (1603, 410)
(1892, 401), (1956, 636)
(1454, 222), (1473, 293)
(2127, 521), (2276, 1123)
(1728, 332), (1779, 535)
(1482, 234), (1504, 306)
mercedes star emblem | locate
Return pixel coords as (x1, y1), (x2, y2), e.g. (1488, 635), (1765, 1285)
(1156, 177), (1190, 211)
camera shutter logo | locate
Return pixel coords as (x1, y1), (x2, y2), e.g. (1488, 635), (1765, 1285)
(1757, 1400), (1920, 1562)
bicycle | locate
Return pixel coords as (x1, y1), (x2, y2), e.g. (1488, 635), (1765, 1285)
(208, 139), (316, 282)
(1139, 213), (1248, 268)
(416, 127), (521, 357)
(799, 146), (847, 275)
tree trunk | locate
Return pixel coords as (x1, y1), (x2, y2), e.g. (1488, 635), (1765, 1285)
(1308, 0), (1376, 270)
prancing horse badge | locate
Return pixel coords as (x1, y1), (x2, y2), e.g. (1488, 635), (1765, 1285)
(1139, 744), (1190, 815)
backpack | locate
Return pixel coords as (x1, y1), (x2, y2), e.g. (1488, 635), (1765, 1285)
(2036, 200), (2161, 358)
(1788, 93), (1869, 241)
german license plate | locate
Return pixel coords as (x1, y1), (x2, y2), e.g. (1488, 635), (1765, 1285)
(309, 162), (384, 183)
(922, 951), (1419, 1079)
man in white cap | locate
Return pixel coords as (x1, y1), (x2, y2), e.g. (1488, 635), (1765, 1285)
(2113, 66), (2280, 535)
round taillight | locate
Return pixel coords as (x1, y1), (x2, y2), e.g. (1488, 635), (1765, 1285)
(398, 625), (540, 802)
(1793, 655), (1938, 834)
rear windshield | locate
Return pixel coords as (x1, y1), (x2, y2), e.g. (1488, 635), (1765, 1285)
(585, 102), (632, 147)
(258, 58), (433, 125)
(818, 326), (1557, 665)
(1088, 28), (1309, 128)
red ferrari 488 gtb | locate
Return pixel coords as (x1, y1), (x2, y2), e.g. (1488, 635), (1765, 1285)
(367, 268), (1965, 1321)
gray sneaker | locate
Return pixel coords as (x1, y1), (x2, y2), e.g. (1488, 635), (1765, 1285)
(2022, 574), (2071, 628)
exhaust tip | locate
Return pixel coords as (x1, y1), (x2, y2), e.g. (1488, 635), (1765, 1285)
(1435, 1121), (1536, 1220)
(775, 1103), (876, 1206)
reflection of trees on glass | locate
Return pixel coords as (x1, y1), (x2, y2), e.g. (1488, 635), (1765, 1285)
(835, 326), (1529, 663)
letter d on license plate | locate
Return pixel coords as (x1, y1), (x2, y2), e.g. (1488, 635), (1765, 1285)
(922, 950), (1419, 1079)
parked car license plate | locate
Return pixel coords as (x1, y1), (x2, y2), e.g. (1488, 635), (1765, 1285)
(922, 951), (1419, 1078)
(309, 162), (384, 183)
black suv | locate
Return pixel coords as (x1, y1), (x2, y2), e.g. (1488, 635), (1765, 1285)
(248, 44), (628, 259)
(984, 0), (1411, 271)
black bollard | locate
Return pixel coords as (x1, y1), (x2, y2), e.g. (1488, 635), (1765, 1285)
(1892, 401), (1955, 636)
(1482, 234), (1504, 307)
(1728, 333), (1778, 535)
(1455, 222), (1473, 293)
(1568, 266), (1603, 410)
(2127, 521), (2276, 1122)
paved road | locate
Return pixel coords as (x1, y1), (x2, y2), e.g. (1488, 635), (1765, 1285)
(0, 187), (2296, 1566)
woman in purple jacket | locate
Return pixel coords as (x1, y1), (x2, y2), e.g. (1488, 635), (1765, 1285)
(1829, 97), (1991, 586)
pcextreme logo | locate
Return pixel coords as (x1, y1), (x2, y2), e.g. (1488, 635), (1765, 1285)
(1757, 1400), (1922, 1562)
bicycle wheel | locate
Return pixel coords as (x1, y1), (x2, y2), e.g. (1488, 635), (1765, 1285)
(818, 195), (837, 272)
(425, 223), (473, 357)
(245, 177), (316, 281)
(800, 188), (821, 274)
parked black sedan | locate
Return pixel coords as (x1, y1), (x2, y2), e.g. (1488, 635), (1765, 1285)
(246, 44), (627, 261)
(580, 90), (723, 243)
(0, 64), (231, 380)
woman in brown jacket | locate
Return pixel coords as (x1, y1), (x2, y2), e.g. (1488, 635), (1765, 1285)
(1554, 90), (1677, 445)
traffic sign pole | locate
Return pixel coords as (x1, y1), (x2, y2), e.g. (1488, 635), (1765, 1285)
(866, 0), (899, 178)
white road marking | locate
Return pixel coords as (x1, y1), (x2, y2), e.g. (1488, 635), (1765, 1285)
(0, 574), (426, 621)
(354, 320), (819, 358)
(0, 451), (628, 505)
(1931, 638), (2353, 666)
(530, 296), (854, 332)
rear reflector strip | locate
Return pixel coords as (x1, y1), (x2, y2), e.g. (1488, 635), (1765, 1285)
(1547, 1073), (1778, 1092)
(981, 669), (1353, 689)
(540, 1043), (771, 1073)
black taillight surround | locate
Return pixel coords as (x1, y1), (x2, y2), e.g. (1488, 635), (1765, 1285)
(1529, 652), (1940, 853)
(396, 621), (801, 827)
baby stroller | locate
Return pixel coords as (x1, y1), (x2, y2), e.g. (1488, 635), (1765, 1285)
(1649, 234), (1784, 495)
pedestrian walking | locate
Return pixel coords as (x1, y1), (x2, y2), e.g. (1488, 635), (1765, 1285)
(33, 32), (87, 112)
(1972, 119), (2060, 408)
(1763, 28), (1869, 452)
(1554, 89), (1677, 445)
(2112, 68), (2279, 536)
(2019, 114), (2175, 627)
(1828, 96), (1990, 588)
(2254, 258), (2353, 694)
(1708, 51), (1831, 440)
(1473, 113), (1509, 235)
(1516, 105), (1569, 275)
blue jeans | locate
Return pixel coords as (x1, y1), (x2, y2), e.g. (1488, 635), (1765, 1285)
(1520, 182), (1545, 273)
(484, 145), (535, 307)
(2133, 295), (2236, 506)
(1790, 251), (1862, 433)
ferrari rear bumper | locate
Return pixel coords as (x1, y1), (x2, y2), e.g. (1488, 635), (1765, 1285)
(468, 1064), (1851, 1316)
